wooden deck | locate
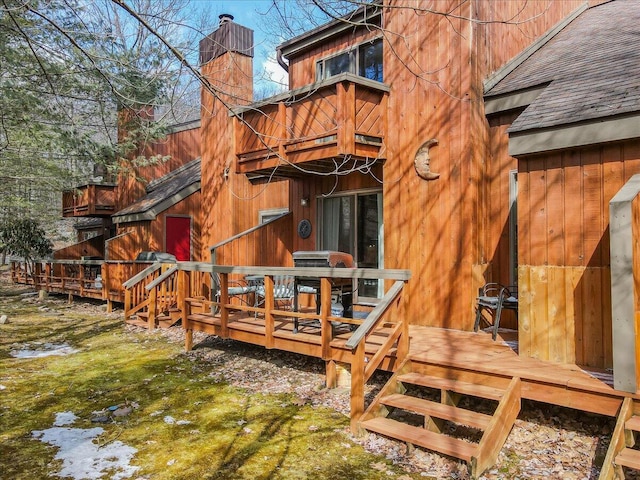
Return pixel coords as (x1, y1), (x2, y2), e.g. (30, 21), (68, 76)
(181, 307), (628, 418)
(408, 327), (624, 417)
(183, 309), (402, 372)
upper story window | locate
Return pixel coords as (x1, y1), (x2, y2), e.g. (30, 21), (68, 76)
(316, 38), (383, 83)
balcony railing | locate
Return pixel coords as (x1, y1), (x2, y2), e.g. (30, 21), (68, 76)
(233, 73), (389, 178)
(62, 183), (117, 217)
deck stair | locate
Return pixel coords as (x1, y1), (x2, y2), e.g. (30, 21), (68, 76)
(125, 308), (181, 329)
(600, 398), (640, 479)
(359, 359), (521, 478)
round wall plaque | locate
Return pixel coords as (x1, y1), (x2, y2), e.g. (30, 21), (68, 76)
(297, 219), (312, 239)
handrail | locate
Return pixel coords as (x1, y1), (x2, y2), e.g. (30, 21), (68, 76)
(208, 212), (291, 259)
(231, 72), (390, 116)
(122, 262), (162, 288)
(145, 265), (179, 291)
(178, 262), (411, 281)
(345, 280), (405, 351)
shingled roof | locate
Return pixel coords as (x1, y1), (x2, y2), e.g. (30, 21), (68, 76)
(112, 158), (201, 224)
(485, 0), (640, 143)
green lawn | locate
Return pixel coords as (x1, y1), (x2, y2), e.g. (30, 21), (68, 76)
(0, 282), (423, 480)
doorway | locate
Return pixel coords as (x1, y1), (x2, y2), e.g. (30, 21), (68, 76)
(166, 216), (191, 261)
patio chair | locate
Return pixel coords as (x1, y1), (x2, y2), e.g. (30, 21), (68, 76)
(255, 275), (295, 312)
(210, 273), (257, 313)
(473, 282), (518, 341)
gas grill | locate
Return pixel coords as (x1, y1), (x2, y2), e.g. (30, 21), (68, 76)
(292, 251), (355, 332)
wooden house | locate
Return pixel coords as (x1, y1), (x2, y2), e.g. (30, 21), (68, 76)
(202, 2), (593, 330)
(17, 1), (640, 475)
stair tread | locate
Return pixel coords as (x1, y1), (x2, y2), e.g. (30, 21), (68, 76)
(616, 447), (640, 470)
(397, 372), (504, 401)
(361, 417), (476, 461)
(137, 311), (149, 319)
(125, 318), (148, 328)
(381, 393), (492, 430)
(626, 416), (640, 432)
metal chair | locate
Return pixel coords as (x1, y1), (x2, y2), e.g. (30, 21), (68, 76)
(255, 275), (295, 312)
(210, 273), (257, 314)
(474, 283), (518, 340)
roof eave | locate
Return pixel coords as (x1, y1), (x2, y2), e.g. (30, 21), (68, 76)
(277, 3), (382, 60)
(509, 114), (640, 157)
(112, 182), (201, 224)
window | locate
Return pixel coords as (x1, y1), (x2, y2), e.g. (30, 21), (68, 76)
(259, 208), (289, 224)
(319, 190), (383, 302)
(316, 38), (383, 83)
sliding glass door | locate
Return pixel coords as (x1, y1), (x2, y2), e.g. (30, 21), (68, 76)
(319, 190), (383, 302)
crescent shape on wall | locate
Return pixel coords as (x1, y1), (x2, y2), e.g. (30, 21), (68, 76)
(414, 138), (440, 181)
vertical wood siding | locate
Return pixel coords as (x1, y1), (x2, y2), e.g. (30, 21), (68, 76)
(110, 192), (202, 261)
(288, 28), (379, 89)
(381, 0), (583, 331)
(518, 140), (640, 367)
(212, 213), (294, 267)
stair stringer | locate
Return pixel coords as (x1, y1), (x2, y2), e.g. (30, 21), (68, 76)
(470, 376), (521, 478)
(599, 397), (634, 480)
(358, 357), (414, 427)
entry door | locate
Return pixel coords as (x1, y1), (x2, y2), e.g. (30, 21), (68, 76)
(166, 216), (191, 261)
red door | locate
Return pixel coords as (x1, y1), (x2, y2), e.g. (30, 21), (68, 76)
(166, 216), (191, 261)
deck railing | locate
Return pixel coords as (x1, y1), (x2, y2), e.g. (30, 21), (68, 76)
(10, 258), (163, 306)
(10, 259), (105, 300)
(122, 262), (172, 325)
(176, 263), (410, 428)
(233, 73), (388, 177)
(62, 183), (117, 217)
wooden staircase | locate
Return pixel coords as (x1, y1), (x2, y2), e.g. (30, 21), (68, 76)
(358, 359), (521, 478)
(600, 397), (640, 479)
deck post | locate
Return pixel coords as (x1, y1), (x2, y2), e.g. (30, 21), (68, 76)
(350, 340), (365, 434)
(148, 287), (157, 329)
(79, 264), (85, 297)
(320, 277), (332, 360)
(326, 360), (337, 389)
(396, 281), (410, 362)
(278, 102), (287, 160)
(264, 275), (275, 349)
(44, 263), (51, 291)
(336, 81), (356, 155)
(178, 270), (193, 351)
(220, 273), (229, 338)
(124, 288), (132, 319)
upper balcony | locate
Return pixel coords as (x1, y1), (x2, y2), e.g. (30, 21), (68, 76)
(233, 73), (389, 179)
(62, 183), (118, 218)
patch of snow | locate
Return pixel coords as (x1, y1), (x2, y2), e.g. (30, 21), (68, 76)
(0, 384), (6, 390)
(10, 342), (78, 358)
(163, 416), (176, 424)
(32, 412), (139, 480)
(53, 411), (78, 426)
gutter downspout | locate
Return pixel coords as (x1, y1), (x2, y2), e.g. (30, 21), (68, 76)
(276, 47), (289, 72)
